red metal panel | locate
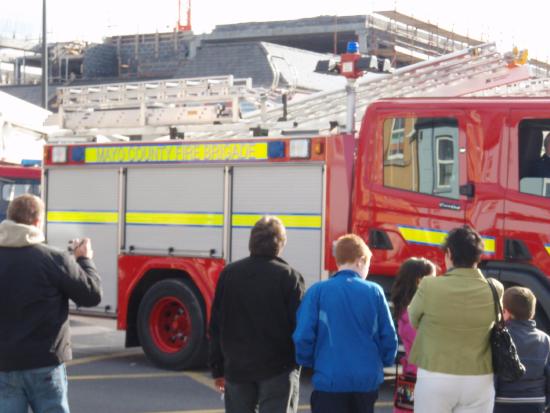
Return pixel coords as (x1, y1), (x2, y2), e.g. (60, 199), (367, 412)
(0, 165), (41, 180)
(324, 134), (355, 271)
(117, 255), (225, 330)
(462, 104), (507, 262)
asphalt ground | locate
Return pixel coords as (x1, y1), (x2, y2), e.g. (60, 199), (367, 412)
(67, 315), (396, 413)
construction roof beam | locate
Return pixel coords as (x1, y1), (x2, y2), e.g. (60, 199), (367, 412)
(0, 37), (38, 52)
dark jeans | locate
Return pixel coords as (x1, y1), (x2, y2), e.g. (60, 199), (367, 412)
(225, 368), (300, 413)
(494, 402), (545, 413)
(310, 390), (378, 413)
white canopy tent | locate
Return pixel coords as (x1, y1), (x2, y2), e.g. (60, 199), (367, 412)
(0, 91), (55, 164)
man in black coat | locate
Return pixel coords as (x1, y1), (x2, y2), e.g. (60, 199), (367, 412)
(0, 194), (102, 413)
(209, 216), (305, 413)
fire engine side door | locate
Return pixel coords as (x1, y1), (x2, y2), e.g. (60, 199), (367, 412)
(361, 110), (468, 275)
(230, 164), (324, 287)
(45, 168), (120, 314)
(124, 166), (225, 258)
(504, 110), (550, 276)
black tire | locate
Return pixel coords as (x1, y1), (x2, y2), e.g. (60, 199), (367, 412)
(137, 278), (206, 370)
(535, 303), (550, 333)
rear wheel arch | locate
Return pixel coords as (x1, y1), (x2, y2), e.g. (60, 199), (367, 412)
(136, 277), (208, 369)
(125, 269), (206, 349)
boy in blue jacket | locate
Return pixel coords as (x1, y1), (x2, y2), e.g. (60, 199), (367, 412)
(293, 234), (398, 413)
(494, 286), (550, 413)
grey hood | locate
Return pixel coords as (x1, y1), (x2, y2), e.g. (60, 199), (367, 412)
(0, 220), (45, 247)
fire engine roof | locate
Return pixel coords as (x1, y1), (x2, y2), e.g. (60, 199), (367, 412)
(371, 96), (550, 110)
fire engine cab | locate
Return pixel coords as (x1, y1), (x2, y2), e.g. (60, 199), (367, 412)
(43, 43), (550, 369)
(0, 163), (41, 221)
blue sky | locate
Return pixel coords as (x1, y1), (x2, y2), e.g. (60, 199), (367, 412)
(1, 0), (549, 61)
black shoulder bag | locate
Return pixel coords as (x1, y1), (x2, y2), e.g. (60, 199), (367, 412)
(487, 279), (526, 381)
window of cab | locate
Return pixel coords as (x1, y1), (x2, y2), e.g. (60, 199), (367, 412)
(383, 117), (459, 199)
(518, 119), (550, 198)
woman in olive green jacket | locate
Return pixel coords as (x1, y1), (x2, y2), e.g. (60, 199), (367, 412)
(408, 226), (503, 413)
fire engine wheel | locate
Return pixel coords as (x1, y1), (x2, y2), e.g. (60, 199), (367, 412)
(137, 279), (206, 370)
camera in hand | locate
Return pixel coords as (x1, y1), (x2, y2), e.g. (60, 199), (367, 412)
(67, 239), (82, 253)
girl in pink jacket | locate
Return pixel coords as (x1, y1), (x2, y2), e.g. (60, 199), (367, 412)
(391, 258), (436, 413)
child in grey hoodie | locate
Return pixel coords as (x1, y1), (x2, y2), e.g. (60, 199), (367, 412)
(494, 286), (550, 413)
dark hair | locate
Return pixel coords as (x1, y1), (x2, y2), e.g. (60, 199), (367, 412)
(7, 194), (44, 225)
(391, 257), (435, 319)
(442, 225), (484, 268)
(503, 286), (536, 320)
(334, 234), (371, 266)
(249, 216), (287, 257)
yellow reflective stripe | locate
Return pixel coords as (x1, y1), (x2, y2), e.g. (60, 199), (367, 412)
(232, 214), (322, 229)
(483, 237), (496, 254)
(398, 226), (447, 247)
(545, 245), (550, 256)
(47, 211), (118, 224)
(126, 212), (223, 227)
(398, 226), (495, 254)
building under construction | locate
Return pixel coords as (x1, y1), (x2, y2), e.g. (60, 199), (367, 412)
(2, 10), (548, 110)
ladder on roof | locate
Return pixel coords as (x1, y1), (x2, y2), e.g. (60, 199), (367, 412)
(177, 43), (532, 140)
(238, 43), (531, 131)
(48, 75), (256, 130)
(46, 43), (533, 141)
(468, 77), (550, 97)
(57, 75), (253, 109)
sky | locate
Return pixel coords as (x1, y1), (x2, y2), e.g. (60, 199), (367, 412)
(1, 0), (549, 61)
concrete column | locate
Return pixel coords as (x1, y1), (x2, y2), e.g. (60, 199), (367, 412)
(188, 37), (201, 59)
(13, 61), (19, 84)
(155, 32), (159, 59)
(356, 28), (368, 54)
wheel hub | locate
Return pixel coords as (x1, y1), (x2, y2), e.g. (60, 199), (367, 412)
(149, 296), (191, 353)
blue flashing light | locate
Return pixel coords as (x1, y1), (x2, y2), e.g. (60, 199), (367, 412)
(21, 159), (41, 167)
(346, 41), (359, 54)
(268, 141), (285, 159)
(71, 146), (85, 162)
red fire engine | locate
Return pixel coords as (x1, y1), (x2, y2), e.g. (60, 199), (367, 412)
(42, 43), (545, 369)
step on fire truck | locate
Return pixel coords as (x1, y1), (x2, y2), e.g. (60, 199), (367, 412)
(43, 43), (549, 369)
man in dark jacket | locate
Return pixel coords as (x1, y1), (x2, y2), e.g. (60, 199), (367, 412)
(0, 194), (102, 413)
(494, 286), (550, 413)
(209, 216), (305, 413)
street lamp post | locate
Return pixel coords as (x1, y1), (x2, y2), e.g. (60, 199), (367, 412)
(41, 0), (48, 109)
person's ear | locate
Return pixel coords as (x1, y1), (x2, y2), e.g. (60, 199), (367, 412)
(503, 308), (512, 321)
(32, 215), (44, 229)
